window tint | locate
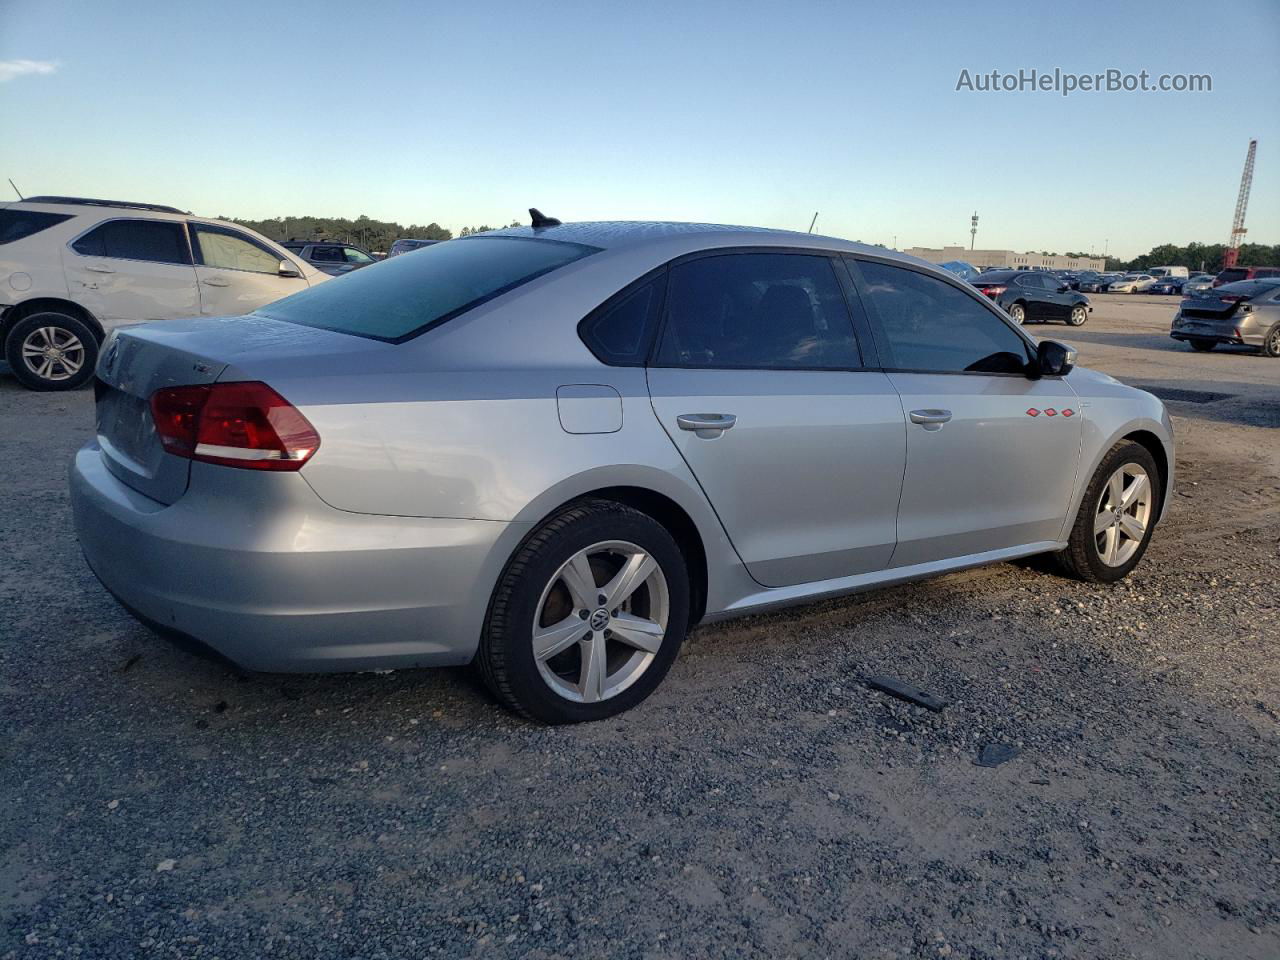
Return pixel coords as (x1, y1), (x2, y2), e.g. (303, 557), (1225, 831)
(344, 247), (374, 265)
(0, 209), (72, 245)
(310, 245), (344, 263)
(191, 224), (282, 274)
(71, 219), (190, 265)
(258, 236), (598, 342)
(579, 277), (665, 365)
(854, 260), (1031, 375)
(654, 253), (859, 369)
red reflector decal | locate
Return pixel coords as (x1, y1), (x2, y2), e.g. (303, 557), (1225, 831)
(1045, 408), (1058, 417)
(1026, 408), (1040, 417)
(1062, 408), (1075, 418)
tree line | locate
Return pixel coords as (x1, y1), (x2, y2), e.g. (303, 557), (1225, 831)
(224, 214), (521, 253)
(1104, 242), (1280, 273)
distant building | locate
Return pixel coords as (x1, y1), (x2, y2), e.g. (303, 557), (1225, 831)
(903, 245), (1105, 272)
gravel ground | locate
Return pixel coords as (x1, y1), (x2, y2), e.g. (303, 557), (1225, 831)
(1, 298), (1277, 959)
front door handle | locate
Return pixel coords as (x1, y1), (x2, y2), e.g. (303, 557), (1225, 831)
(85, 264), (115, 274)
(677, 413), (737, 436)
(909, 409), (953, 425)
(201, 277), (232, 288)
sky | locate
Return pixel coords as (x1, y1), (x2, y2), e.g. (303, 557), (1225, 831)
(1, 0), (1277, 259)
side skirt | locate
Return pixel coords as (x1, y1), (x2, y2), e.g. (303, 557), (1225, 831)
(704, 541), (1065, 622)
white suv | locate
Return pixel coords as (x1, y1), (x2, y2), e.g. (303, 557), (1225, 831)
(0, 196), (330, 390)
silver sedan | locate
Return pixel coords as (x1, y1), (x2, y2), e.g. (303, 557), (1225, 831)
(71, 218), (1175, 723)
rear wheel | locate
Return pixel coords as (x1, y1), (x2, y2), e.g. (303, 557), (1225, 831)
(1055, 441), (1160, 583)
(1068, 305), (1088, 326)
(4, 311), (98, 391)
(477, 499), (690, 724)
(1009, 303), (1027, 325)
(1263, 325), (1280, 358)
(1189, 338), (1216, 352)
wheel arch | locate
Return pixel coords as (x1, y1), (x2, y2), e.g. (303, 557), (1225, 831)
(509, 469), (722, 628)
(1121, 429), (1171, 519)
(2, 298), (105, 344)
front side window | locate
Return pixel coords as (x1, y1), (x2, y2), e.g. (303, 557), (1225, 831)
(258, 236), (599, 342)
(71, 218), (190, 265)
(190, 224), (284, 274)
(343, 247), (374, 265)
(0, 209), (72, 245)
(853, 259), (1032, 375)
(653, 253), (859, 369)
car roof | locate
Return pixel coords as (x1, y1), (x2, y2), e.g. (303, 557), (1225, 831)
(479, 220), (913, 262)
(18, 195), (186, 215)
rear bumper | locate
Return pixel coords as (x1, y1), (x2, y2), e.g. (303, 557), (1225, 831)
(70, 443), (527, 672)
(1170, 315), (1264, 347)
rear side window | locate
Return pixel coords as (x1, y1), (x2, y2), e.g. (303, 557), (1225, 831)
(579, 276), (666, 365)
(71, 219), (190, 265)
(853, 260), (1032, 375)
(1217, 269), (1246, 284)
(653, 253), (860, 369)
(0, 209), (72, 244)
(190, 223), (283, 274)
(258, 236), (599, 342)
(310, 245), (344, 263)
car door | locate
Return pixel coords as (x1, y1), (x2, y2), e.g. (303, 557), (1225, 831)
(188, 221), (310, 316)
(646, 251), (906, 587)
(848, 257), (1082, 568)
(62, 217), (199, 323)
(1040, 273), (1073, 320)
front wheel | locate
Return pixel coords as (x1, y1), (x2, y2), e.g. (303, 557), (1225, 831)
(1189, 338), (1216, 352)
(1054, 441), (1160, 583)
(1068, 305), (1088, 326)
(1009, 303), (1026, 325)
(477, 499), (690, 724)
(5, 312), (99, 391)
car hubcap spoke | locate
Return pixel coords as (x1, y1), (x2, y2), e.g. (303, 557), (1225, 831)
(21, 325), (85, 381)
(532, 540), (669, 705)
(1093, 464), (1153, 567)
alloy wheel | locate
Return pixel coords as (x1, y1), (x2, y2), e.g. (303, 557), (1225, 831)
(532, 540), (670, 703)
(1266, 327), (1280, 357)
(1010, 304), (1025, 324)
(1069, 306), (1087, 326)
(21, 325), (86, 383)
(1093, 464), (1152, 567)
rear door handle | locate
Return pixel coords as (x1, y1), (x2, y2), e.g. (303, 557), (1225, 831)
(201, 277), (232, 287)
(909, 409), (953, 425)
(677, 413), (737, 435)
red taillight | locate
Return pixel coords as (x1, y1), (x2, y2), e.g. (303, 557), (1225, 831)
(1219, 294), (1247, 303)
(150, 381), (320, 471)
(980, 285), (1006, 297)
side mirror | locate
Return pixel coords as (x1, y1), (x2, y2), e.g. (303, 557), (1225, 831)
(1035, 339), (1077, 378)
(278, 259), (301, 278)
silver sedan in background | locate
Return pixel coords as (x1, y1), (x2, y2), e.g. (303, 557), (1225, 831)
(71, 219), (1174, 723)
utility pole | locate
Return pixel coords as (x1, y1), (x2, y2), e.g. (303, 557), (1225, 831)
(970, 211), (978, 251)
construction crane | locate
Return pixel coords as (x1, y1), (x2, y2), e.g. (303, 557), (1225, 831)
(1223, 139), (1257, 269)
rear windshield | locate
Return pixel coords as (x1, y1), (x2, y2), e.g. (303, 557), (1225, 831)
(0, 209), (73, 245)
(258, 236), (599, 342)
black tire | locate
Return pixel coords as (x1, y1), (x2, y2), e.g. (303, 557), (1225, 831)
(1067, 305), (1088, 326)
(1054, 441), (1161, 583)
(1189, 338), (1216, 352)
(476, 499), (690, 724)
(1262, 325), (1280, 358)
(4, 311), (99, 391)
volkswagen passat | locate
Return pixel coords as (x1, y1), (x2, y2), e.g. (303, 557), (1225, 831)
(71, 217), (1175, 723)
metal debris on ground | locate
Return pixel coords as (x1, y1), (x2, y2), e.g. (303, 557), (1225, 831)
(862, 675), (948, 712)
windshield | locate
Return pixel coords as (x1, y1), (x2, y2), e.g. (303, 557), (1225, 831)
(258, 236), (599, 341)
